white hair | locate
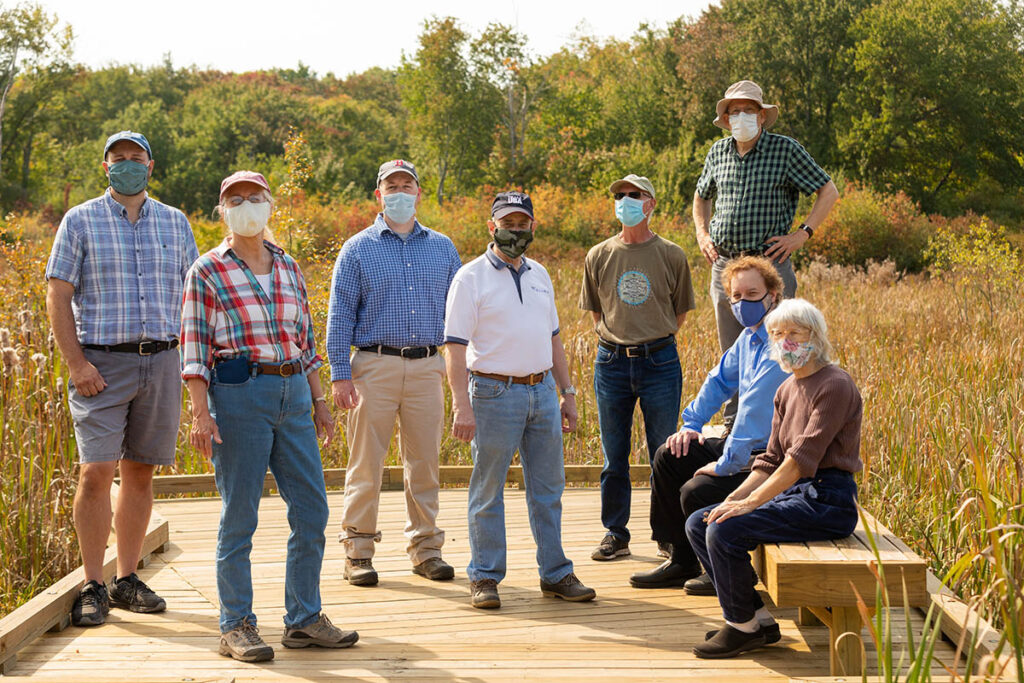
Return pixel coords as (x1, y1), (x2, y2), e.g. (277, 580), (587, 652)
(764, 298), (836, 365)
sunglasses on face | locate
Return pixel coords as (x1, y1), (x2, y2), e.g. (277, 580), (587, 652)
(614, 192), (646, 200)
(225, 194), (267, 207)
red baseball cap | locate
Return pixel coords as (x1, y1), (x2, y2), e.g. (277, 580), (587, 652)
(219, 170), (271, 199)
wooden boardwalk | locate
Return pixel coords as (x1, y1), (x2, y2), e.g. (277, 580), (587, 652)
(5, 488), (959, 681)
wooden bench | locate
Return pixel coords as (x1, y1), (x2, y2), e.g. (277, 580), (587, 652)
(752, 509), (928, 676)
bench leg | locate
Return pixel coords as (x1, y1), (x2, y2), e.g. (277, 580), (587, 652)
(798, 606), (821, 626)
(829, 606), (864, 676)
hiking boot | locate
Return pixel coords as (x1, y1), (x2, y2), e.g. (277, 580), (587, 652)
(707, 622), (781, 645)
(344, 557), (378, 586)
(109, 573), (166, 613)
(591, 533), (630, 561)
(71, 580), (109, 627)
(412, 557), (455, 581)
(282, 612), (359, 649)
(684, 572), (717, 596)
(656, 541), (672, 558)
(540, 573), (596, 602)
(629, 560), (702, 589)
(219, 618), (274, 662)
(470, 579), (500, 609)
(693, 623), (767, 659)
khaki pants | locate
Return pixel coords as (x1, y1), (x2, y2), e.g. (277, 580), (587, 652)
(341, 349), (446, 564)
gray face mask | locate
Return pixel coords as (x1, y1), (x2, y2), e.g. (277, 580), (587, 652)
(107, 160), (149, 195)
(492, 228), (534, 259)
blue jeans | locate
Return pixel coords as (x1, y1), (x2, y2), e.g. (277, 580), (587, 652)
(209, 372), (329, 632)
(685, 468), (858, 623)
(466, 372), (573, 584)
(594, 341), (682, 542)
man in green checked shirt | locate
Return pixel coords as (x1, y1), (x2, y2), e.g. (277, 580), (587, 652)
(693, 80), (838, 432)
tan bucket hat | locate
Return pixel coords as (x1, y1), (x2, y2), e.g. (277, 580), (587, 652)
(713, 80), (779, 131)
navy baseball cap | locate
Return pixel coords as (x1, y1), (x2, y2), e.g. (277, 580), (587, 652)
(377, 159), (419, 186)
(103, 130), (152, 158)
(491, 191), (534, 220)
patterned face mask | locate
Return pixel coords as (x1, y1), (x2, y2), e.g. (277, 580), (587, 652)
(772, 337), (815, 371)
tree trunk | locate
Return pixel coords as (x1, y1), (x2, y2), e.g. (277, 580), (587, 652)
(21, 132), (33, 195)
(0, 44), (20, 180)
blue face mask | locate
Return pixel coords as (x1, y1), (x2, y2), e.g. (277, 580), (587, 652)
(107, 160), (149, 196)
(731, 293), (772, 328)
(382, 191), (417, 223)
(615, 197), (648, 227)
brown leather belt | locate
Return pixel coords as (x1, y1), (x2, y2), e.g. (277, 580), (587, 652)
(472, 370), (549, 386)
(254, 360), (303, 377)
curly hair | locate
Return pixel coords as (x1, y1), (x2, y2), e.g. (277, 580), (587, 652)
(720, 255), (784, 295)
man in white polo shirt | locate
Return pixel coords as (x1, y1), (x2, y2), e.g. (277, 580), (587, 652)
(444, 191), (596, 610)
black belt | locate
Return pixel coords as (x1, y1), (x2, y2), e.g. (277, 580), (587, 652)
(715, 244), (766, 259)
(358, 345), (439, 359)
(598, 336), (674, 358)
(83, 339), (178, 355)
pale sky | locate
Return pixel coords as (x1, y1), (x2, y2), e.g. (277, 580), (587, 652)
(36, 0), (713, 75)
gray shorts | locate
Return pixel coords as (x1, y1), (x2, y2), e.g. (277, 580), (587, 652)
(67, 346), (181, 466)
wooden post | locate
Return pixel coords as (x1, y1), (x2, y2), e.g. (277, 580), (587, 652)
(829, 605), (864, 676)
(798, 606), (822, 626)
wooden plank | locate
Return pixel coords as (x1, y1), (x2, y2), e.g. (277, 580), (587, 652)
(0, 485), (169, 669)
(925, 571), (1015, 677)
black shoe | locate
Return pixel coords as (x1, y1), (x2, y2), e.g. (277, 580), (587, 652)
(71, 580), (109, 627)
(693, 624), (767, 659)
(540, 573), (596, 602)
(412, 557), (455, 581)
(684, 572), (717, 596)
(591, 533), (630, 561)
(109, 573), (166, 613)
(629, 561), (702, 589)
(706, 622), (781, 645)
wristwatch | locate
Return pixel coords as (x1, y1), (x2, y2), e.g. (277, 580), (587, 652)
(798, 223), (814, 239)
(560, 385), (578, 397)
(313, 396), (328, 405)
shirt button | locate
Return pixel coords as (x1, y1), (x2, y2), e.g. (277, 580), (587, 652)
(408, 286), (413, 290)
(407, 263), (411, 267)
(412, 334), (417, 338)
(411, 310), (415, 314)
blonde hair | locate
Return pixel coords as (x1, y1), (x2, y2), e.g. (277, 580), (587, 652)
(764, 298), (837, 365)
(216, 189), (277, 244)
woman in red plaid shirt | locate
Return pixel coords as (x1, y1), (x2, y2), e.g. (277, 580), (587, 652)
(181, 171), (357, 662)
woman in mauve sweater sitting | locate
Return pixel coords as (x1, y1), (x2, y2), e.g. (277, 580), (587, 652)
(686, 298), (863, 660)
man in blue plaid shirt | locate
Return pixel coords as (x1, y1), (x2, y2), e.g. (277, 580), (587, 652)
(327, 159), (462, 587)
(693, 80), (838, 430)
(45, 130), (199, 628)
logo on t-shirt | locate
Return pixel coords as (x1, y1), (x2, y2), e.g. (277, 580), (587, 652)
(617, 270), (651, 305)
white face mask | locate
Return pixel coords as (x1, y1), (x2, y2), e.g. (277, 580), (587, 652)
(224, 200), (271, 237)
(730, 112), (761, 142)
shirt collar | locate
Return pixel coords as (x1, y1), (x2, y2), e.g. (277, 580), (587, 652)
(214, 237), (284, 259)
(485, 244), (531, 273)
(750, 322), (770, 344)
(374, 212), (424, 238)
(104, 187), (151, 219)
(728, 131), (770, 157)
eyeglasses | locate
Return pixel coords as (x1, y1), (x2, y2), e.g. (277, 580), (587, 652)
(613, 192), (647, 200)
(225, 194), (267, 207)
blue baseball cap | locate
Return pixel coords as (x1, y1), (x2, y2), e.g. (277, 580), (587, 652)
(103, 130), (152, 159)
(491, 191), (534, 220)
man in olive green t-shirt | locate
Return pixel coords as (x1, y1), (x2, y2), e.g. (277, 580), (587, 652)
(579, 173), (695, 562)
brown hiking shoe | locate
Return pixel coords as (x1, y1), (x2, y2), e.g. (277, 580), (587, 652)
(219, 618), (274, 662)
(282, 612), (359, 649)
(412, 557), (455, 581)
(344, 557), (378, 586)
(470, 579), (500, 609)
(540, 573), (596, 602)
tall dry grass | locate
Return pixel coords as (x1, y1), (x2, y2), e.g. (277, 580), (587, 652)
(0, 204), (1021, 678)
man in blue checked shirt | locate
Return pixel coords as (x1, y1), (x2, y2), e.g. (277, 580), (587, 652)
(326, 159), (462, 587)
(45, 131), (199, 628)
(629, 257), (789, 604)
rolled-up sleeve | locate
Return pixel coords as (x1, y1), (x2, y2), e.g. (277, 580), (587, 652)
(180, 264), (217, 383)
(294, 264), (323, 375)
(695, 148), (718, 200)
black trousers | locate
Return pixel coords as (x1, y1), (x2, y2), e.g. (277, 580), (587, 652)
(648, 438), (750, 569)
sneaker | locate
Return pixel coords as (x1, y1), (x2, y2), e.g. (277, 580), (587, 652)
(656, 541), (672, 559)
(540, 573), (596, 602)
(71, 580), (109, 627)
(693, 624), (767, 659)
(706, 622), (781, 645)
(282, 613), (359, 649)
(412, 557), (455, 581)
(219, 618), (275, 662)
(629, 560), (702, 589)
(470, 579), (500, 609)
(684, 572), (717, 596)
(109, 573), (166, 613)
(591, 533), (630, 561)
(344, 557), (378, 586)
